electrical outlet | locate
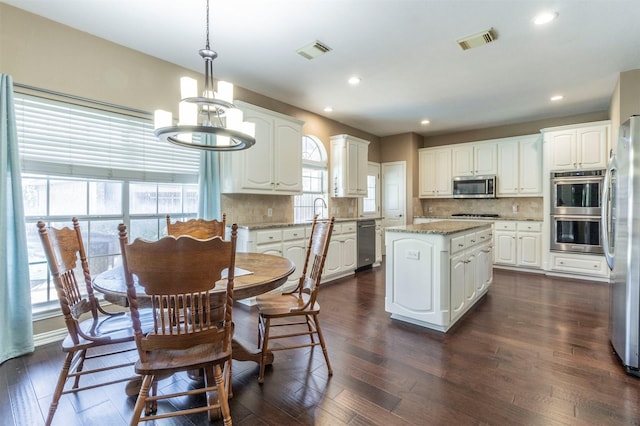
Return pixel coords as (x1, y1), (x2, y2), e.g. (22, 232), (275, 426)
(428, 206), (434, 213)
(267, 208), (272, 217)
(512, 204), (519, 214)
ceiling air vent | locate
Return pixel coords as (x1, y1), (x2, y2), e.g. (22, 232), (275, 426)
(457, 28), (496, 50)
(296, 40), (332, 60)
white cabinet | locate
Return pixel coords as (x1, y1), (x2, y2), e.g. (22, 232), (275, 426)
(549, 252), (609, 278)
(452, 142), (497, 177)
(419, 147), (452, 198)
(496, 135), (542, 196)
(221, 101), (304, 195)
(235, 225), (309, 301)
(331, 135), (370, 197)
(385, 223), (493, 332)
(494, 221), (542, 269)
(544, 121), (610, 171)
(323, 222), (357, 281)
(374, 219), (383, 265)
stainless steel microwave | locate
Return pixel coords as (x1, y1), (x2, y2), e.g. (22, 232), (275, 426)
(452, 175), (496, 199)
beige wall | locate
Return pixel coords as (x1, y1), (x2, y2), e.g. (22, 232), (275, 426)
(610, 69), (640, 150)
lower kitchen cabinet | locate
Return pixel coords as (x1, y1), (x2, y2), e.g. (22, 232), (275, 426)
(374, 219), (383, 265)
(494, 221), (542, 269)
(385, 222), (493, 332)
(549, 252), (609, 279)
(323, 222), (357, 281)
(234, 225), (309, 304)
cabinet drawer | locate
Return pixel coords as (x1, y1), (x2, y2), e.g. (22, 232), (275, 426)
(256, 229), (282, 245)
(476, 228), (493, 244)
(465, 232), (479, 247)
(517, 221), (542, 232)
(495, 221), (516, 231)
(551, 254), (607, 276)
(283, 227), (305, 241)
(330, 223), (343, 235)
(451, 235), (467, 253)
(342, 222), (357, 234)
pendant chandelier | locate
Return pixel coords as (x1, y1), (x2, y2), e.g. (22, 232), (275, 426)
(153, 0), (256, 151)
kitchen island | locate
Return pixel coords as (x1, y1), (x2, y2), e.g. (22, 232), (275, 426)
(385, 221), (493, 332)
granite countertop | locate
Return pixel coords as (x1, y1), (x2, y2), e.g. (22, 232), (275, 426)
(235, 217), (377, 230)
(414, 215), (542, 222)
(386, 220), (491, 236)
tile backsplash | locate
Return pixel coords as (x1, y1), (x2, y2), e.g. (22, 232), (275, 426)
(418, 197), (544, 220)
(221, 194), (358, 225)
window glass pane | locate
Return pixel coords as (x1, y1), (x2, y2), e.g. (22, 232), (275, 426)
(184, 184), (199, 213)
(89, 181), (122, 215)
(295, 135), (328, 222)
(22, 176), (47, 216)
(50, 179), (87, 215)
(158, 183), (183, 213)
(130, 183), (158, 214)
(129, 218), (161, 241)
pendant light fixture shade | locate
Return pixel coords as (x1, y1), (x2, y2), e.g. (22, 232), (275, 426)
(153, 0), (255, 151)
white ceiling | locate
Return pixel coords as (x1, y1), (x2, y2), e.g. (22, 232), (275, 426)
(5, 0), (640, 137)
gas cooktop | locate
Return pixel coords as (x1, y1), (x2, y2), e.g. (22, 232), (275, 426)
(451, 213), (500, 218)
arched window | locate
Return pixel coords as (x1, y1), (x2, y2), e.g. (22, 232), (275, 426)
(294, 135), (328, 222)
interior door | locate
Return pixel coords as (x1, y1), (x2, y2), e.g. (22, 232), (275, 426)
(382, 161), (406, 232)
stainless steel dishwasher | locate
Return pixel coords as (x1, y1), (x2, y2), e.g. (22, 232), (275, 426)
(356, 219), (376, 270)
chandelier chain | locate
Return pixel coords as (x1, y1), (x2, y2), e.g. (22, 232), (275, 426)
(205, 0), (210, 51)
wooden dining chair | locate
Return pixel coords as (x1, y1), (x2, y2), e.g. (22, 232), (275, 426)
(255, 216), (335, 384)
(37, 218), (142, 426)
(118, 223), (238, 424)
(166, 213), (226, 239)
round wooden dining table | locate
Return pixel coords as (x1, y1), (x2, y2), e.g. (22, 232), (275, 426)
(93, 252), (295, 365)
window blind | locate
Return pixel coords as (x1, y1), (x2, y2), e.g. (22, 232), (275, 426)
(14, 94), (200, 183)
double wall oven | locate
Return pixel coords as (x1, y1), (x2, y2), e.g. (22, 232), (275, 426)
(550, 169), (604, 254)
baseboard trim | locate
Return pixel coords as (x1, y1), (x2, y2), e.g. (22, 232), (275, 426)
(34, 328), (66, 347)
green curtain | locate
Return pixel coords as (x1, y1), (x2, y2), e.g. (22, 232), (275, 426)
(198, 136), (222, 220)
(0, 74), (34, 364)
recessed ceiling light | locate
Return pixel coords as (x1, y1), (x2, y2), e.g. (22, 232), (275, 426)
(421, 119), (430, 125)
(324, 106), (333, 113)
(348, 76), (361, 85)
(550, 95), (564, 101)
(533, 11), (558, 25)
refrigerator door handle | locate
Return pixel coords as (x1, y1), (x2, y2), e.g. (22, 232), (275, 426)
(602, 154), (616, 270)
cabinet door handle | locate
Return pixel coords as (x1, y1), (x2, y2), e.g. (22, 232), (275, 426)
(458, 244), (464, 247)
(471, 239), (476, 243)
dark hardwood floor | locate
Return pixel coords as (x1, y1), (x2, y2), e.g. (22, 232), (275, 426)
(2, 264), (640, 425)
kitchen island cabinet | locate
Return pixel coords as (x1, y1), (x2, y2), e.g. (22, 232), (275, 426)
(385, 221), (492, 332)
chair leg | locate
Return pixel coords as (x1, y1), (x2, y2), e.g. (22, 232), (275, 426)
(146, 376), (158, 415)
(313, 315), (333, 376)
(305, 315), (316, 344)
(130, 374), (153, 426)
(212, 364), (231, 425)
(72, 349), (88, 388)
(258, 316), (271, 384)
(45, 351), (74, 426)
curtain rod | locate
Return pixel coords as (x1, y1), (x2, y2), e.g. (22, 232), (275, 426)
(13, 82), (152, 117)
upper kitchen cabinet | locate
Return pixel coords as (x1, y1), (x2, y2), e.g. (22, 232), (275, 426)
(221, 101), (304, 195)
(496, 134), (542, 196)
(451, 141), (497, 177)
(544, 121), (610, 171)
(419, 147), (452, 198)
(331, 134), (370, 197)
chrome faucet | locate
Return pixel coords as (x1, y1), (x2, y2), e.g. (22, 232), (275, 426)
(313, 197), (327, 219)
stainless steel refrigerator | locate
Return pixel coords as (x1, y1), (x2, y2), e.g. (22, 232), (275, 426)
(602, 115), (640, 376)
